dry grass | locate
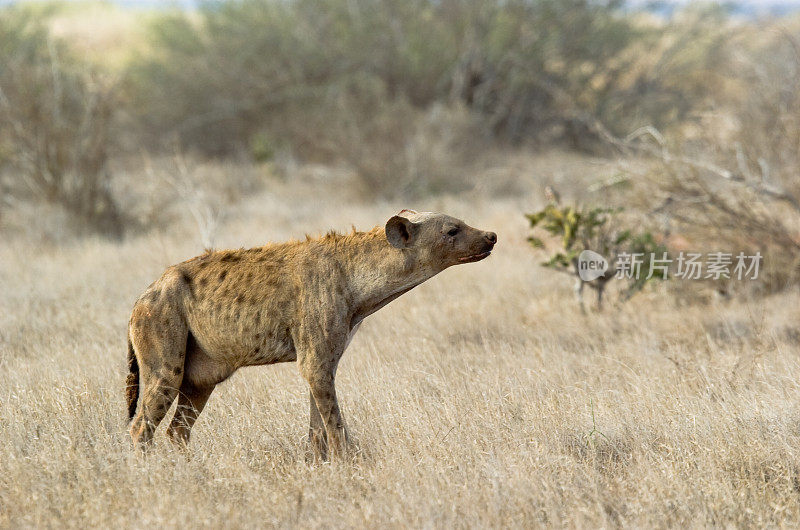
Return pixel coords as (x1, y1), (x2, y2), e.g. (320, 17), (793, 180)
(2, 173), (800, 528)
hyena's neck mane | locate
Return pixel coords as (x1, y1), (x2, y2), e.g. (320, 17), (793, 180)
(322, 227), (435, 327)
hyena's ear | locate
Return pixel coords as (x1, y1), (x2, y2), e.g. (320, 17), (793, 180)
(385, 215), (417, 249)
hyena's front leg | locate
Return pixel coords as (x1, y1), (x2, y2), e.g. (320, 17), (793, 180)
(306, 371), (346, 458)
(294, 323), (349, 460)
(308, 390), (328, 460)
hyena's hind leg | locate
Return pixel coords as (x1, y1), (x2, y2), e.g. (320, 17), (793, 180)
(128, 272), (190, 448)
(166, 337), (234, 446)
(166, 380), (215, 446)
(129, 341), (186, 448)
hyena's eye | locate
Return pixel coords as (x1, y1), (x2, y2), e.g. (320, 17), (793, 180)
(447, 227), (460, 237)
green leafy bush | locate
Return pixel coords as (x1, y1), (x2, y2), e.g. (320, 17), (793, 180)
(526, 204), (667, 309)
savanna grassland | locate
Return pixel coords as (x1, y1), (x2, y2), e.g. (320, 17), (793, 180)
(3, 165), (800, 528)
(3, 0), (800, 528)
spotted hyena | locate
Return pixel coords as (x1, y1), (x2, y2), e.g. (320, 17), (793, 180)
(126, 210), (497, 458)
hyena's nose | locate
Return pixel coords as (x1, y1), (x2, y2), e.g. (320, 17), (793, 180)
(485, 232), (497, 245)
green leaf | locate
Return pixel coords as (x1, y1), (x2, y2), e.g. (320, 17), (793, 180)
(528, 236), (545, 248)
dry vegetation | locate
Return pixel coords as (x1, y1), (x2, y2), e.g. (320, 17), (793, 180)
(3, 170), (800, 527)
(3, 0), (800, 527)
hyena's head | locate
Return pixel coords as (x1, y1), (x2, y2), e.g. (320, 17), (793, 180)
(385, 210), (497, 271)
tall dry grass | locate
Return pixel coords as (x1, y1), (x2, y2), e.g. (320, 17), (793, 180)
(2, 177), (800, 528)
(2, 4), (800, 526)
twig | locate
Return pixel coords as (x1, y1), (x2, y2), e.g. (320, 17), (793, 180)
(584, 398), (608, 448)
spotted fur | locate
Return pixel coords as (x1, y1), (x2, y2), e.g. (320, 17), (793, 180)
(126, 211), (497, 458)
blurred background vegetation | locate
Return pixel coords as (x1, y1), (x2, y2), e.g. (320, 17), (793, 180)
(1, 0), (799, 297)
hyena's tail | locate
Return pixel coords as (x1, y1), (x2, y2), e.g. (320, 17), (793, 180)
(125, 337), (139, 423)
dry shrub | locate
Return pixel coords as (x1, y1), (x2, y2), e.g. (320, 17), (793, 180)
(615, 130), (800, 297)
(322, 99), (484, 199)
(0, 7), (126, 238)
(607, 22), (800, 297)
(727, 23), (800, 198)
(654, 163), (800, 295)
(127, 0), (725, 163)
(262, 75), (486, 199)
(117, 152), (264, 247)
